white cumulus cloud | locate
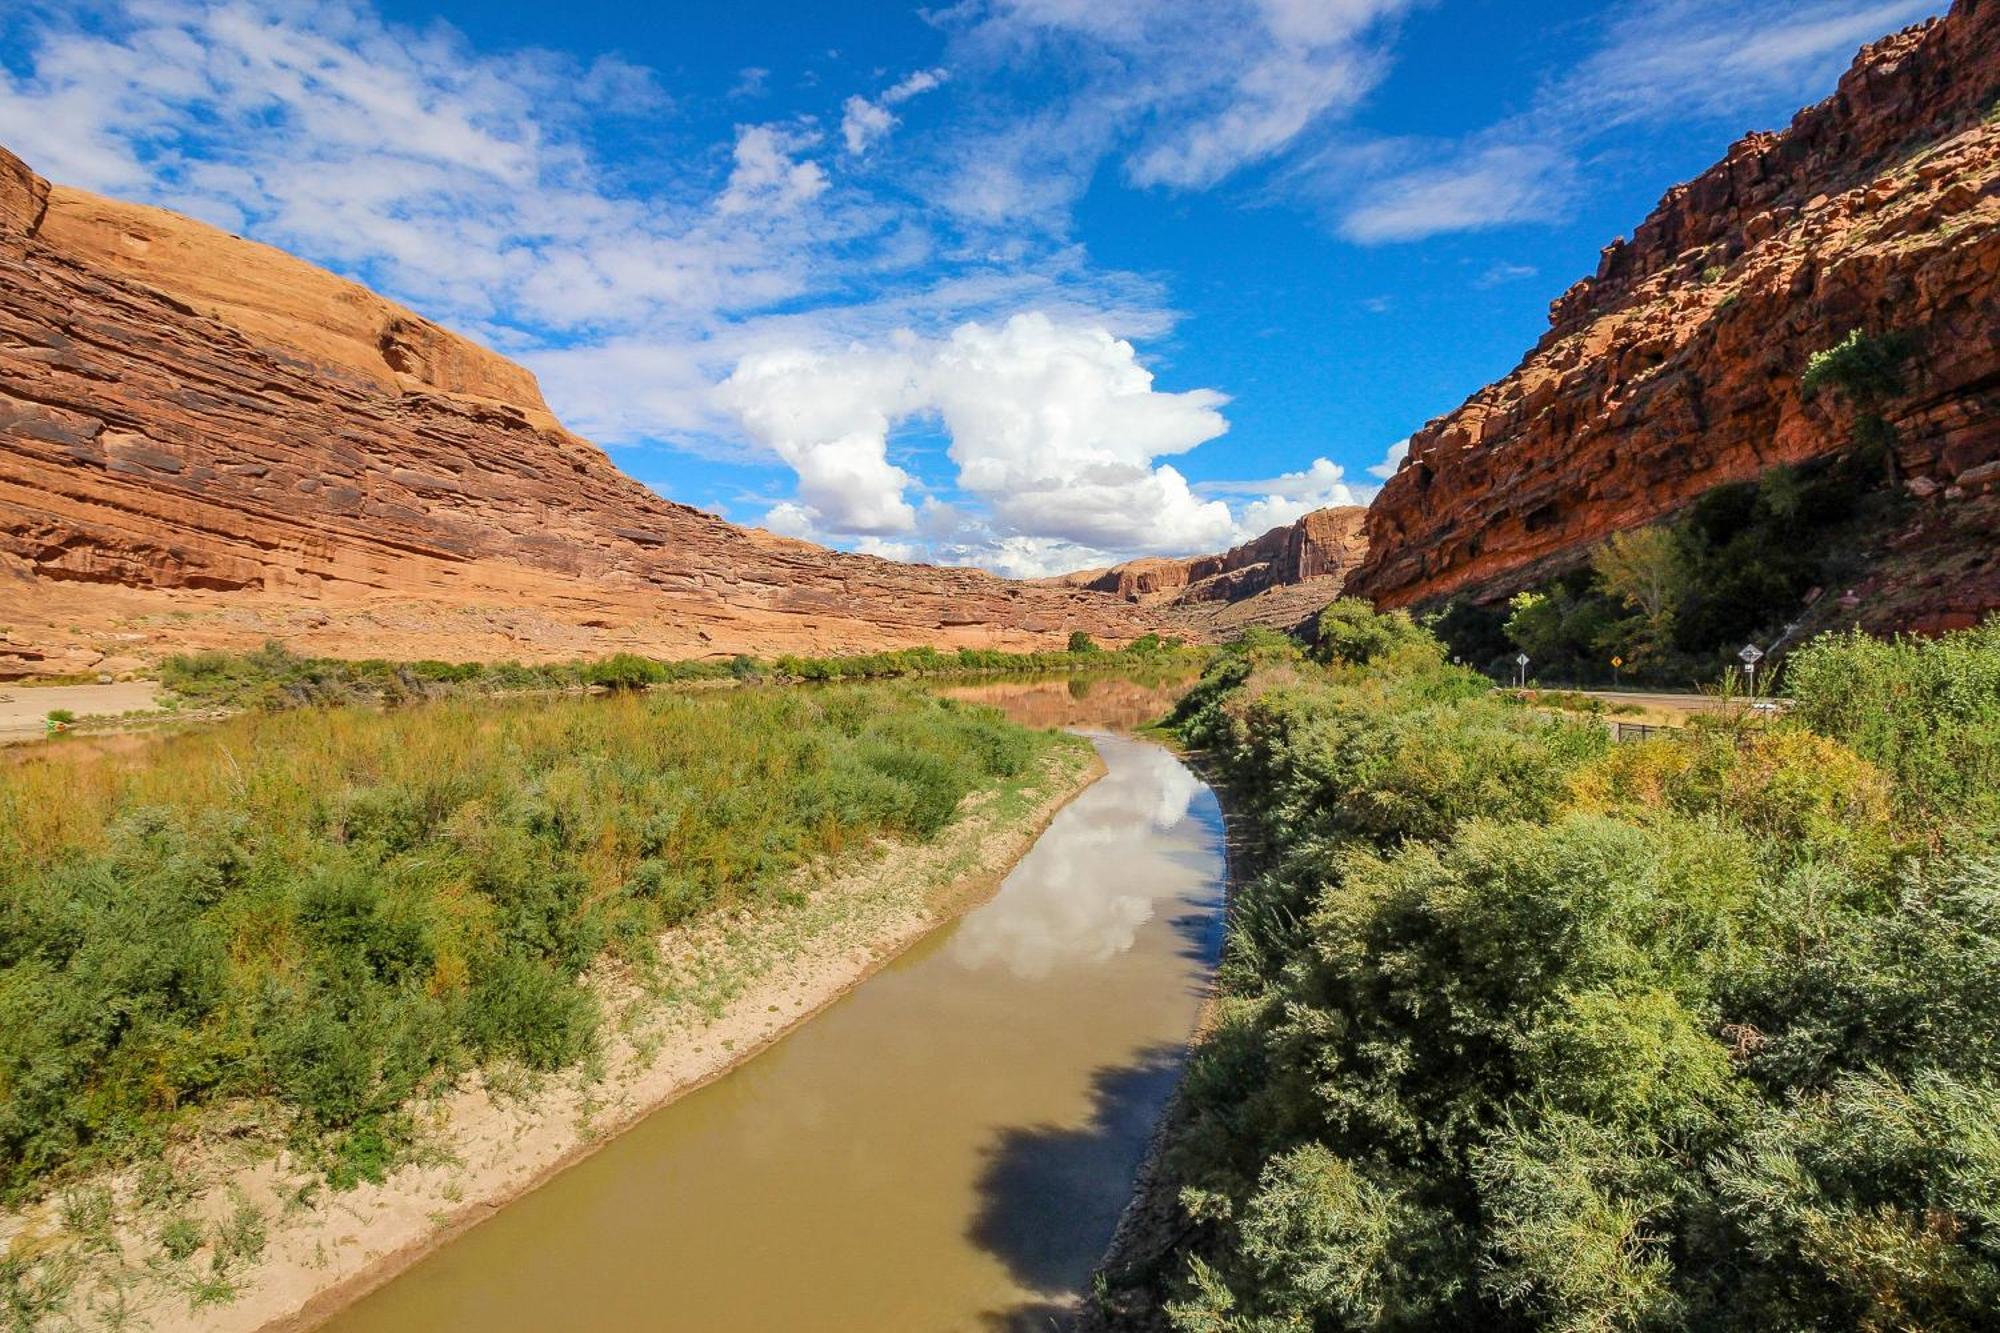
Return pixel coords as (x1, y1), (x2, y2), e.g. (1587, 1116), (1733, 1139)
(840, 96), (896, 154)
(716, 341), (925, 534)
(1199, 456), (1372, 536)
(716, 123), (829, 214)
(721, 312), (1244, 566)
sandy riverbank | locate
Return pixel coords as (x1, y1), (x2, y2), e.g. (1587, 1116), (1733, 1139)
(0, 742), (1104, 1333)
(0, 680), (162, 741)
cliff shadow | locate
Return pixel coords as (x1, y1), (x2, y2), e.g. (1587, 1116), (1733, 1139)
(967, 1044), (1187, 1312)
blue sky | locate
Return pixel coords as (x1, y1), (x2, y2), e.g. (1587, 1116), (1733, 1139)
(0, 0), (1942, 574)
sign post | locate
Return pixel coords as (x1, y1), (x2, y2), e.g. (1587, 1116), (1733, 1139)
(1515, 652), (1530, 689)
(1738, 643), (1764, 696)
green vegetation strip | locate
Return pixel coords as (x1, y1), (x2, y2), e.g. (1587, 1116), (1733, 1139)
(1136, 608), (2000, 1331)
(0, 685), (1070, 1205)
(155, 634), (1198, 712)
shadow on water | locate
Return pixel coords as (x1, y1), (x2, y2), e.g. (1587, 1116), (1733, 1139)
(969, 1043), (1188, 1322)
(977, 1304), (1078, 1332)
(1167, 878), (1227, 972)
(1167, 792), (1229, 980)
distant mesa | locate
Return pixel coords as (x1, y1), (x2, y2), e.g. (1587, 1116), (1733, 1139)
(1045, 506), (1369, 636)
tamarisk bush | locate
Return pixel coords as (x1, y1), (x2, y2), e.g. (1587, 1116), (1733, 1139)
(1158, 611), (2000, 1332)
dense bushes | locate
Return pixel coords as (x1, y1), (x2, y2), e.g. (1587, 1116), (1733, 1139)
(1311, 599), (1437, 668)
(0, 686), (1062, 1201)
(1154, 610), (2000, 1332)
(1785, 622), (2000, 836)
(1432, 450), (1908, 686)
(156, 641), (685, 710)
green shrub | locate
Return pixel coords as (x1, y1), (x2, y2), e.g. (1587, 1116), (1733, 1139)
(158, 1215), (203, 1262)
(1155, 613), (2000, 1330)
(0, 686), (1062, 1201)
(1800, 327), (1914, 404)
(1784, 622), (2000, 834)
(580, 653), (667, 691)
(1311, 599), (1438, 668)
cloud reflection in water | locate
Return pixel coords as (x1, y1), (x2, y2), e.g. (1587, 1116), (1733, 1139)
(949, 736), (1217, 980)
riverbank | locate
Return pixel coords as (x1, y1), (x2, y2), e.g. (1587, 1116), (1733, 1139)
(0, 680), (164, 742)
(0, 740), (1103, 1333)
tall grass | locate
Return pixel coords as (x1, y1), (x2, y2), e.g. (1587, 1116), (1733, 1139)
(0, 685), (1055, 1200)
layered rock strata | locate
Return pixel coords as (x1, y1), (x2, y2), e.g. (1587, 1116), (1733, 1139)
(1348, 0), (2000, 630)
(1052, 506), (1368, 633)
(0, 146), (1168, 677)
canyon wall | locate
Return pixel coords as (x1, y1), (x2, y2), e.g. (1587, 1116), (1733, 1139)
(1052, 506), (1368, 634)
(0, 146), (1169, 677)
(1347, 0), (1999, 632)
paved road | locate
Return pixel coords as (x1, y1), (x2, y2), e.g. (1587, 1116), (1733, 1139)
(1577, 690), (1726, 716)
(1527, 688), (1788, 724)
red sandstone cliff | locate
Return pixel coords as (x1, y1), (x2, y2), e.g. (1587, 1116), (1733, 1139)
(1348, 0), (2000, 633)
(1051, 506), (1369, 633)
(0, 146), (1171, 677)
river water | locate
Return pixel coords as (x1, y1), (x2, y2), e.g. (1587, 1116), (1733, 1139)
(322, 677), (1221, 1333)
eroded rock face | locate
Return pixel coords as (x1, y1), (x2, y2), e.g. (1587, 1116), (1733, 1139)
(1051, 506), (1369, 633)
(1348, 0), (2000, 627)
(0, 146), (1178, 677)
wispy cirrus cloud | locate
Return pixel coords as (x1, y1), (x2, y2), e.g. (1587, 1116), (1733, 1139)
(1323, 0), (1938, 243)
(841, 67), (948, 154)
(927, 0), (1414, 229)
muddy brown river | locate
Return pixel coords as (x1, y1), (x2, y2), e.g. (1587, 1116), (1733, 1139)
(321, 678), (1221, 1332)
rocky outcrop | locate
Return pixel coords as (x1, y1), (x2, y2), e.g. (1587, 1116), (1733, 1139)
(0, 145), (1172, 677)
(1348, 0), (2000, 630)
(1052, 506), (1368, 633)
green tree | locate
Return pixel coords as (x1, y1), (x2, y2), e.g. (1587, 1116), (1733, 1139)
(1800, 328), (1913, 486)
(580, 653), (666, 690)
(1503, 590), (1568, 669)
(1311, 599), (1436, 668)
(1590, 526), (1686, 665)
(1067, 630), (1100, 654)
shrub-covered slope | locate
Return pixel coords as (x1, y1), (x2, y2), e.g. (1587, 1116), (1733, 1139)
(1141, 608), (2000, 1331)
